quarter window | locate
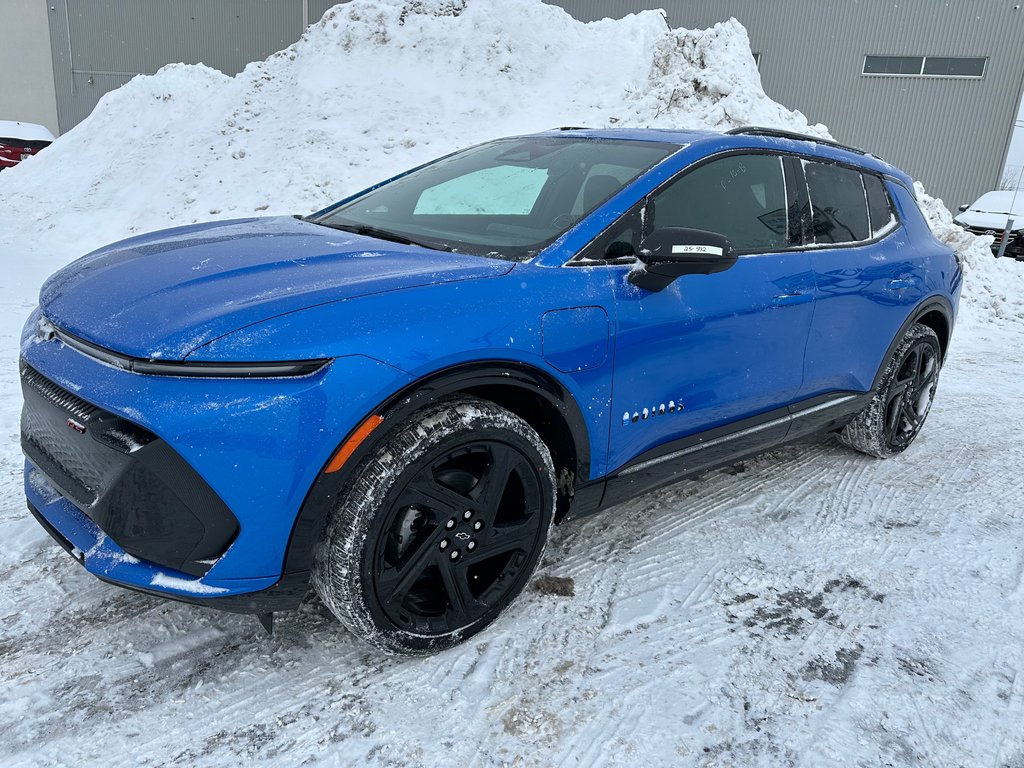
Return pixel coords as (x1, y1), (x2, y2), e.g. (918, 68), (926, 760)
(652, 154), (789, 252)
(863, 173), (896, 237)
(804, 162), (870, 244)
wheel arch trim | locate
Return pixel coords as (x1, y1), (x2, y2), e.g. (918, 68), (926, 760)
(871, 295), (954, 392)
(279, 359), (593, 578)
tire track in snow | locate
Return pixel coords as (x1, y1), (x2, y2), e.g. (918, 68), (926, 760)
(4, 321), (1024, 767)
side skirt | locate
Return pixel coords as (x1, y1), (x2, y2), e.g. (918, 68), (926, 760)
(566, 391), (870, 518)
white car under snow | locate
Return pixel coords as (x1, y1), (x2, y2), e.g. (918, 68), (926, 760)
(0, 120), (55, 170)
(954, 190), (1024, 259)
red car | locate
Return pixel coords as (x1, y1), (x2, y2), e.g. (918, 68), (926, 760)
(0, 120), (54, 169)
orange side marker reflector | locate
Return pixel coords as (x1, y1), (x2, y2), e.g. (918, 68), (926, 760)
(325, 414), (384, 474)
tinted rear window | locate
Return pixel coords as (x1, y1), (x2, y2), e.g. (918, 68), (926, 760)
(804, 162), (870, 244)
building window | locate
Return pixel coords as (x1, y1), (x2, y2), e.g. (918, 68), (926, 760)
(864, 56), (924, 75)
(922, 57), (987, 77)
(863, 55), (987, 78)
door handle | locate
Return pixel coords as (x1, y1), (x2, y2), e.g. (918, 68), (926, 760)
(772, 292), (813, 307)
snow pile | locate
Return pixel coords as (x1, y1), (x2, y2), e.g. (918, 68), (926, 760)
(915, 182), (1024, 324)
(0, 0), (823, 259)
(0, 0), (1011, 322)
(623, 23), (830, 137)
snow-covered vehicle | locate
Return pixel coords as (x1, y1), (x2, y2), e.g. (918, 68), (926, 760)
(955, 190), (1024, 260)
(0, 120), (54, 170)
(20, 127), (961, 655)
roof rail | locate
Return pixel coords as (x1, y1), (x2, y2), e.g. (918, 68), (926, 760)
(725, 126), (868, 156)
(550, 126), (590, 131)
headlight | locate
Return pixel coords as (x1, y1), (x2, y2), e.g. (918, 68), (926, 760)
(46, 322), (330, 378)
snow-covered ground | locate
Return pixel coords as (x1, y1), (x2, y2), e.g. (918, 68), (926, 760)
(3, 1), (1024, 765)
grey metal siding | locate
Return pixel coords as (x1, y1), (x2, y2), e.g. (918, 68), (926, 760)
(551, 0), (1024, 207)
(308, 0), (343, 27)
(43, 0), (1024, 206)
(47, 0), (307, 132)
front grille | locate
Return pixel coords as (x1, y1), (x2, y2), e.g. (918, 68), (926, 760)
(21, 364), (119, 507)
(21, 364), (98, 422)
(20, 361), (239, 576)
(964, 225), (1022, 256)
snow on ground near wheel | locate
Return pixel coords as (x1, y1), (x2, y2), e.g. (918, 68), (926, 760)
(1, 0), (1023, 765)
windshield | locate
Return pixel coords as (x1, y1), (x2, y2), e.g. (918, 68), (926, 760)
(312, 137), (677, 261)
(967, 191), (1024, 218)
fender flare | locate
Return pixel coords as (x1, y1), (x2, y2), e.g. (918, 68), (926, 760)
(870, 295), (954, 392)
(278, 360), (592, 578)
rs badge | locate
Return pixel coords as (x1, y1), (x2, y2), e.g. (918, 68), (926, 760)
(66, 418), (86, 435)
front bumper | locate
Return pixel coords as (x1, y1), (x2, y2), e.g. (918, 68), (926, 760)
(21, 362), (288, 610)
(20, 312), (414, 612)
(22, 362), (239, 577)
(964, 225), (1024, 259)
(25, 481), (308, 613)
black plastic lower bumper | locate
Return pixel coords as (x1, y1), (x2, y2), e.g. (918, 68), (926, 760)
(20, 362), (239, 578)
(26, 501), (310, 614)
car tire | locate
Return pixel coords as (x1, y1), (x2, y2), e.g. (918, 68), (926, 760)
(312, 395), (556, 655)
(839, 323), (942, 459)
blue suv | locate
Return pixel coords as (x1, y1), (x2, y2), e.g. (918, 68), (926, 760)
(21, 127), (961, 654)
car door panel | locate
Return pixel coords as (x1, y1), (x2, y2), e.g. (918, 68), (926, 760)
(799, 168), (930, 396)
(604, 152), (815, 474)
(607, 251), (814, 473)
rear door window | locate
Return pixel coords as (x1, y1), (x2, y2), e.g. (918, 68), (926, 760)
(803, 162), (870, 244)
(652, 154), (789, 252)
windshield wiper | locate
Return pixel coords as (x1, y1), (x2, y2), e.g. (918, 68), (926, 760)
(312, 220), (446, 251)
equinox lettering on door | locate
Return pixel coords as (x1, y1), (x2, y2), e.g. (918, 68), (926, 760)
(622, 401), (685, 425)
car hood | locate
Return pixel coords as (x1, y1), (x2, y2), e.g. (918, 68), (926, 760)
(39, 216), (514, 360)
(955, 191), (1024, 232)
(954, 209), (1023, 232)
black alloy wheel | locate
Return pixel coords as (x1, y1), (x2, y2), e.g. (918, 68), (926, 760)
(840, 323), (942, 459)
(313, 396), (556, 655)
(880, 335), (940, 453)
(373, 439), (546, 635)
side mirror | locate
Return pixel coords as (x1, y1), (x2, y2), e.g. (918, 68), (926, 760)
(958, 204), (970, 212)
(629, 227), (737, 291)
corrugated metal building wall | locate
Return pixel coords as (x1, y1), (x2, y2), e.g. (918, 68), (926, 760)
(46, 0), (339, 134)
(44, 0), (1024, 206)
(550, 0), (1024, 208)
